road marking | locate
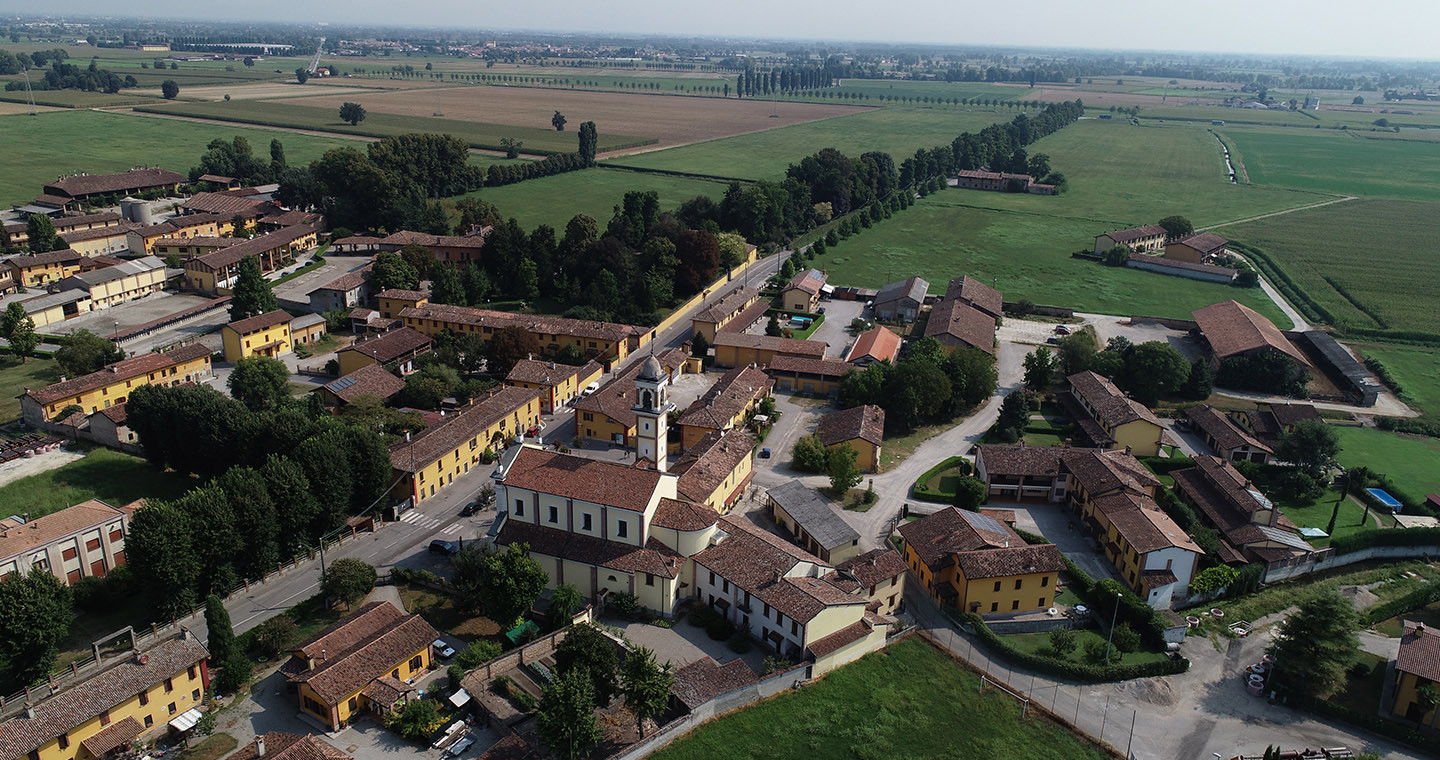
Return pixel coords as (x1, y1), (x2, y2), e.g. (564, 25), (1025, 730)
(442, 524), (463, 535)
(399, 511), (422, 523)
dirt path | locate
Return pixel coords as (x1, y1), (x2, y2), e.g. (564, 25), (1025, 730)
(1198, 194), (1357, 231)
(0, 448), (84, 488)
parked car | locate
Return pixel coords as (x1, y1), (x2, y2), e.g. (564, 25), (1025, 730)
(460, 501), (480, 517)
(429, 540), (459, 555)
(817, 306), (826, 315)
(582, 381), (600, 396)
(432, 639), (456, 659)
(1054, 325), (1072, 335)
(1045, 336), (1059, 344)
(759, 447), (771, 459)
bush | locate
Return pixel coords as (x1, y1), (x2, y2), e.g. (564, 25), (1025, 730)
(447, 664), (464, 689)
(1330, 527), (1440, 555)
(1110, 623), (1140, 654)
(1363, 579), (1440, 625)
(761, 655), (795, 675)
(250, 615), (299, 658)
(609, 591), (641, 618)
(1048, 628), (1077, 656)
(706, 617), (735, 641)
(456, 640), (503, 669)
(688, 605), (718, 628)
(727, 633), (751, 653)
(1083, 639), (1114, 665)
(948, 609), (1187, 682)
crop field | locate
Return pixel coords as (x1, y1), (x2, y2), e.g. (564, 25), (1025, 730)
(456, 168), (728, 231)
(1332, 426), (1440, 505)
(276, 84), (868, 153)
(0, 89), (164, 108)
(1222, 199), (1440, 335)
(1353, 343), (1440, 419)
(818, 193), (1286, 321)
(0, 101), (61, 115)
(607, 106), (1013, 179)
(171, 82), (384, 101)
(1143, 103), (1440, 131)
(134, 99), (653, 154)
(1221, 128), (1440, 199)
(0, 110), (363, 206)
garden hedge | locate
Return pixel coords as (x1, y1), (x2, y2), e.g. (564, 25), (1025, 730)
(1362, 579), (1440, 625)
(947, 608), (1189, 683)
(911, 455), (969, 503)
(1329, 526), (1440, 555)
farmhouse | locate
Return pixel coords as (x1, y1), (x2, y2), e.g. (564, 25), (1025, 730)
(816, 404), (884, 472)
(55, 256), (167, 308)
(318, 363), (406, 407)
(1237, 402), (1322, 450)
(897, 507), (1064, 617)
(710, 332), (828, 369)
(844, 325), (901, 366)
(221, 310), (294, 362)
(336, 327), (432, 376)
(388, 386), (541, 505)
(14, 290), (93, 329)
(183, 225), (319, 294)
(675, 365), (772, 450)
(0, 498), (135, 584)
(126, 215), (229, 255)
(400, 302), (650, 364)
(1172, 455), (1315, 566)
(767, 481), (861, 563)
(943, 275), (1003, 319)
(765, 355), (852, 396)
(151, 236), (234, 260)
(21, 344), (213, 424)
(88, 402), (139, 450)
(373, 229), (492, 263)
(43, 168), (185, 201)
(291, 313), (327, 347)
(376, 289), (430, 319)
(691, 286), (762, 342)
(1064, 370), (1168, 456)
(1093, 224), (1168, 254)
(1392, 621), (1440, 728)
(1185, 404), (1273, 463)
(781, 268), (828, 312)
(953, 169), (1055, 195)
(1191, 300), (1308, 368)
(973, 444), (1073, 503)
(1164, 232), (1231, 265)
(308, 265), (373, 312)
(924, 297), (997, 355)
(505, 358), (604, 413)
(672, 429), (755, 513)
(829, 549), (908, 616)
(872, 276), (928, 323)
(4, 212), (122, 248)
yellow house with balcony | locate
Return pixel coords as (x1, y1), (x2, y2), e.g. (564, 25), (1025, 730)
(1065, 370), (1168, 456)
(388, 386), (541, 505)
(896, 507), (1064, 616)
(221, 310), (293, 362)
(7, 250), (84, 287)
(21, 344), (213, 425)
(0, 633), (210, 760)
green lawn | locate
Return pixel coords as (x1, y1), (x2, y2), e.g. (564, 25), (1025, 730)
(0, 110), (364, 206)
(0, 447), (195, 519)
(1000, 628), (1170, 667)
(1332, 426), (1440, 507)
(1355, 343), (1440, 419)
(1329, 652), (1389, 716)
(1375, 601), (1440, 638)
(819, 193), (1287, 321)
(1224, 127), (1440, 200)
(1203, 560), (1440, 634)
(0, 90), (164, 108)
(1277, 491), (1385, 549)
(652, 637), (1105, 760)
(135, 99), (654, 154)
(0, 355), (62, 422)
(457, 167), (730, 231)
(607, 107), (1011, 180)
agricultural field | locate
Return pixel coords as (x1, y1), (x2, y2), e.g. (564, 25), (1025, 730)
(1332, 426), (1440, 506)
(818, 193), (1286, 321)
(174, 82), (384, 101)
(1144, 103), (1440, 131)
(277, 84), (868, 153)
(1221, 128), (1440, 199)
(652, 637), (1105, 760)
(607, 106), (1013, 179)
(1222, 199), (1440, 335)
(0, 110), (364, 206)
(0, 90), (163, 108)
(1354, 343), (1440, 419)
(455, 168), (729, 231)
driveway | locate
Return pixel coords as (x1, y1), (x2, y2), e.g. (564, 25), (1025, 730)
(806, 299), (866, 358)
(272, 253), (371, 305)
(751, 393), (830, 488)
(1001, 503), (1124, 585)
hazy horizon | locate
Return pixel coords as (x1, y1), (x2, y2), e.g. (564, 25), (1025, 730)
(2, 1), (1438, 61)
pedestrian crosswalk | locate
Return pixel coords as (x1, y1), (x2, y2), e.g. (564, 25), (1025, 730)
(441, 523), (464, 535)
(399, 511), (443, 530)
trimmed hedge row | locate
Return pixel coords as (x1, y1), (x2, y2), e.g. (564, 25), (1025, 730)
(1329, 526), (1440, 554)
(1060, 556), (1168, 648)
(947, 608), (1189, 683)
(1138, 455), (1196, 476)
(911, 456), (969, 503)
(1363, 579), (1440, 625)
(1289, 692), (1440, 756)
(1228, 241), (1333, 326)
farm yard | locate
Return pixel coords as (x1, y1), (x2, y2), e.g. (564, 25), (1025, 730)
(455, 168), (730, 231)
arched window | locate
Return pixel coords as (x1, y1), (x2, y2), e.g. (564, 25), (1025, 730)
(640, 390), (653, 408)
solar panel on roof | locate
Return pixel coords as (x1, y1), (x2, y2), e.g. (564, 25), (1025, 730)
(327, 375), (358, 391)
(959, 510), (1007, 535)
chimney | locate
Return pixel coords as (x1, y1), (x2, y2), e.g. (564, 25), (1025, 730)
(1418, 624), (1426, 638)
(24, 703), (35, 720)
(320, 648), (326, 661)
(255, 736), (266, 757)
(1124, 445), (1132, 456)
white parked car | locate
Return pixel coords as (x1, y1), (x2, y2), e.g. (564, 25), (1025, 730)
(432, 639), (456, 659)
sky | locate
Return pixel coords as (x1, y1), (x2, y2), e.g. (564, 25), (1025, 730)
(5, 0), (1439, 60)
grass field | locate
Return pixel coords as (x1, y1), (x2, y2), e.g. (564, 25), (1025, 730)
(134, 99), (655, 154)
(1223, 128), (1440, 199)
(0, 110), (367, 206)
(1332, 426), (1440, 506)
(652, 637), (1104, 760)
(0, 447), (195, 519)
(1202, 560), (1440, 635)
(456, 168), (729, 230)
(607, 106), (1012, 179)
(0, 90), (164, 108)
(1143, 103), (1440, 131)
(1277, 492), (1384, 548)
(0, 356), (61, 421)
(1000, 628), (1169, 666)
(1221, 199), (1440, 334)
(818, 193), (1286, 321)
(1355, 343), (1440, 418)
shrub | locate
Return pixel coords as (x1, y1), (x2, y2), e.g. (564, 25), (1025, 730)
(1110, 623), (1140, 654)
(1049, 628), (1077, 656)
(706, 618), (735, 641)
(950, 610), (1187, 682)
(447, 664), (464, 690)
(689, 605), (718, 628)
(727, 633), (752, 653)
(250, 615), (298, 658)
(1083, 639), (1114, 665)
(1362, 579), (1440, 625)
(1188, 566), (1238, 596)
(1330, 527), (1440, 555)
(456, 640), (503, 669)
(761, 655), (795, 675)
(609, 591), (641, 618)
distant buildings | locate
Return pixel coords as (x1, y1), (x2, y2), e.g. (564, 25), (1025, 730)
(43, 168), (185, 202)
(21, 344), (213, 425)
(0, 499), (138, 584)
(1093, 224), (1168, 254)
(953, 169), (1055, 195)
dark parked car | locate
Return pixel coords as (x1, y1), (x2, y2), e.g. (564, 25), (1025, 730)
(460, 502), (480, 517)
(759, 447), (771, 459)
(429, 540), (459, 555)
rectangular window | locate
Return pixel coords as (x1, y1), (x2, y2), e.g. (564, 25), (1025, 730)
(616, 520), (627, 538)
(348, 697), (359, 712)
(790, 620), (798, 635)
(59, 735), (69, 750)
(410, 655), (423, 671)
(192, 688), (201, 701)
(709, 571), (716, 585)
(548, 506), (558, 524)
(144, 716), (153, 728)
(990, 602), (998, 613)
(1040, 598), (1047, 608)
(762, 602), (770, 616)
(514, 499), (524, 517)
(582, 513), (592, 531)
(993, 581), (1001, 592)
(168, 702), (177, 715)
(62, 547), (77, 561)
(165, 678), (173, 692)
(188, 665), (197, 679)
(1011, 599), (1020, 611)
(722, 579), (730, 593)
(139, 690), (149, 706)
(1014, 579), (1023, 590)
(645, 573), (654, 586)
(1041, 576), (1049, 587)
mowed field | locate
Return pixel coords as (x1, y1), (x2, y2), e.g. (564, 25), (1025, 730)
(1222, 127), (1440, 199)
(1355, 343), (1440, 419)
(818, 193), (1286, 321)
(1222, 199), (1440, 335)
(0, 110), (364, 206)
(456, 168), (728, 231)
(607, 106), (1013, 179)
(1332, 426), (1440, 506)
(174, 82), (385, 101)
(277, 85), (871, 153)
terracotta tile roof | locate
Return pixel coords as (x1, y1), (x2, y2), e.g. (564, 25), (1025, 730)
(943, 276), (1003, 317)
(897, 507), (1024, 569)
(953, 543), (1065, 580)
(1270, 403), (1321, 427)
(844, 326), (901, 364)
(1103, 225), (1168, 244)
(190, 225), (316, 271)
(570, 349), (685, 428)
(0, 499), (126, 561)
(497, 519), (683, 579)
(672, 430), (755, 504)
(78, 715), (143, 757)
(376, 289), (429, 302)
(475, 732), (542, 760)
(60, 225), (136, 244)
(25, 344), (211, 406)
(671, 657), (759, 710)
(1061, 448), (1160, 496)
(766, 481), (859, 551)
(1091, 491), (1202, 554)
(332, 236), (384, 247)
(1173, 456), (1309, 555)
(7, 249), (82, 269)
(388, 386), (539, 471)
(341, 327), (432, 364)
(832, 548), (907, 590)
(498, 447), (661, 512)
(97, 402), (129, 424)
(981, 508), (1016, 524)
(1191, 300), (1307, 363)
(1128, 252), (1236, 277)
(1141, 569), (1178, 587)
(226, 733), (352, 760)
(381, 230), (491, 249)
(45, 168), (183, 197)
(1397, 621), (1440, 683)
(693, 287), (760, 324)
(1067, 370), (1163, 429)
(1173, 232), (1229, 255)
(677, 366), (772, 431)
(807, 619), (874, 657)
(226, 309), (292, 335)
(51, 212), (123, 231)
(506, 359), (601, 387)
(716, 300), (771, 335)
(152, 236), (234, 250)
(1185, 404), (1271, 454)
(711, 332), (828, 358)
(766, 355), (853, 378)
(0, 635), (208, 760)
(975, 444), (1070, 478)
(322, 363), (404, 403)
(293, 601), (406, 660)
(693, 517), (861, 622)
(924, 298), (996, 354)
(359, 676), (417, 708)
(783, 268), (827, 297)
(874, 276), (928, 307)
(649, 498), (718, 532)
(182, 192), (268, 216)
(401, 302), (641, 344)
(292, 614), (440, 705)
(816, 405), (884, 448)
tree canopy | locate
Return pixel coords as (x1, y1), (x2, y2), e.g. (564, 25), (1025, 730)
(0, 570), (74, 692)
(228, 356), (292, 412)
(339, 102), (367, 126)
(451, 542), (547, 626)
(55, 329), (123, 376)
(321, 558), (377, 609)
(228, 256), (278, 321)
(1267, 590), (1360, 697)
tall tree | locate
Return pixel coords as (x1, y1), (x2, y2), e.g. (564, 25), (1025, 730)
(1118, 341), (1189, 405)
(1157, 215), (1193, 240)
(0, 570), (74, 691)
(269, 138), (286, 169)
(7, 313), (38, 363)
(228, 356), (291, 411)
(339, 102), (366, 126)
(827, 442), (863, 495)
(577, 121), (598, 164)
(551, 110), (567, 131)
(451, 543), (547, 626)
(1023, 346), (1058, 390)
(371, 251), (421, 292)
(1, 302), (29, 340)
(429, 262), (466, 306)
(320, 558), (377, 609)
(228, 256), (278, 321)
(486, 325), (541, 375)
(1267, 590), (1360, 697)
(554, 623), (620, 705)
(621, 646), (675, 737)
(215, 466), (279, 578)
(1276, 419), (1341, 479)
(25, 214), (57, 252)
(205, 593), (251, 691)
(127, 502), (200, 618)
(537, 667), (601, 760)
(161, 79), (179, 99)
(55, 329), (123, 376)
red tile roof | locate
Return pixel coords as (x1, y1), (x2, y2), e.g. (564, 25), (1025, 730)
(45, 168), (183, 198)
(807, 619), (874, 657)
(78, 715), (143, 757)
(1091, 491), (1202, 554)
(226, 309), (292, 335)
(0, 499), (127, 561)
(376, 289), (429, 302)
(943, 276), (1003, 317)
(671, 657), (759, 710)
(499, 447), (661, 512)
(226, 733), (352, 760)
(783, 268), (827, 297)
(693, 287), (760, 324)
(388, 386), (539, 471)
(25, 344), (211, 406)
(672, 430), (755, 504)
(766, 355), (853, 378)
(322, 363), (404, 403)
(816, 405), (884, 448)
(182, 192), (268, 216)
(677, 366), (772, 431)
(341, 327), (432, 364)
(1192, 300), (1307, 363)
(844, 326), (901, 365)
(650, 498), (718, 532)
(1061, 448), (1161, 496)
(1173, 232), (1230, 255)
(571, 350), (686, 428)
(506, 359), (601, 387)
(1067, 370), (1163, 429)
(975, 444), (1070, 478)
(1397, 621), (1440, 683)
(953, 544), (1065, 579)
(292, 614), (440, 705)
(896, 507), (1025, 569)
(925, 298), (996, 354)
(1102, 225), (1168, 244)
(497, 519), (683, 579)
(693, 517), (858, 623)
(710, 332), (828, 358)
(293, 601), (406, 660)
(1185, 404), (1271, 454)
(401, 302), (641, 344)
(832, 549), (907, 590)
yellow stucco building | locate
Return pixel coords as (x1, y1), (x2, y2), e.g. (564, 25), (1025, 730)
(399, 302), (649, 364)
(21, 344), (213, 425)
(673, 429), (755, 514)
(56, 257), (167, 309)
(1393, 621), (1440, 728)
(505, 359), (605, 414)
(675, 365), (772, 451)
(710, 333), (828, 370)
(1066, 370), (1168, 456)
(221, 310), (293, 362)
(388, 386), (541, 505)
(376, 289), (429, 320)
(897, 507), (1064, 616)
(815, 404), (884, 472)
(691, 286), (761, 343)
(780, 268), (827, 312)
(336, 328), (432, 377)
(7, 250), (83, 287)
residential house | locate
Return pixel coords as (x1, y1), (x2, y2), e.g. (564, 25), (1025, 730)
(765, 356), (854, 397)
(88, 403), (139, 450)
(953, 169), (1054, 194)
(572, 350), (689, 446)
(896, 507), (1065, 616)
(291, 313), (328, 347)
(336, 327), (432, 376)
(815, 405), (884, 472)
(672, 429), (755, 513)
(828, 549), (907, 616)
(924, 297), (997, 355)
(282, 601), (440, 731)
(1164, 232), (1230, 265)
(317, 363), (405, 407)
(21, 344), (213, 424)
(1392, 621), (1440, 728)
(1238, 402), (1323, 450)
(1172, 455), (1315, 566)
(126, 215), (227, 255)
(373, 229), (491, 264)
(0, 633), (210, 760)
(307, 265), (373, 313)
(1093, 224), (1169, 254)
(388, 387), (541, 505)
(225, 734), (353, 760)
(55, 256), (167, 308)
(780, 269), (828, 312)
(942, 275), (1004, 319)
(59, 225), (136, 257)
(1185, 404), (1273, 463)
(0, 263), (15, 296)
(872, 277), (928, 323)
(376, 289), (429, 320)
(973, 444), (1075, 503)
(843, 326), (901, 366)
(221, 310), (294, 362)
(43, 168), (184, 201)
(1064, 370), (1168, 455)
(766, 481), (861, 563)
(505, 359), (604, 413)
(399, 302), (650, 365)
(6, 249), (84, 287)
(710, 333), (828, 369)
(675, 365), (772, 450)
(691, 287), (761, 343)
(4, 212), (122, 249)
(0, 499), (135, 583)
(183, 226), (318, 294)
(151, 237), (233, 261)
(1191, 300), (1309, 369)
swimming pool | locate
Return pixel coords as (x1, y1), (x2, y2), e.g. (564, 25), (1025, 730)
(1366, 487), (1403, 512)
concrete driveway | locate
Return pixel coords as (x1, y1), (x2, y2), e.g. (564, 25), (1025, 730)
(605, 614), (768, 673)
(807, 299), (866, 358)
(1000, 503), (1124, 585)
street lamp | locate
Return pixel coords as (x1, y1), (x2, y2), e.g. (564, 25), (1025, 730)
(1104, 591), (1122, 663)
(113, 320), (119, 341)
